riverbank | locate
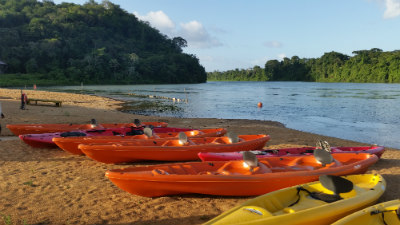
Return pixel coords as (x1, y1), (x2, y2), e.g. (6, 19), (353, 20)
(1, 88), (400, 225)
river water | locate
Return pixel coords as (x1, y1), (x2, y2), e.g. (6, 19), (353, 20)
(42, 81), (400, 149)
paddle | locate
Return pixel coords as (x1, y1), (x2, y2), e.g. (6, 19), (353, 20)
(316, 140), (331, 152)
(319, 175), (353, 195)
(90, 118), (98, 128)
(143, 127), (153, 137)
(227, 132), (239, 143)
(314, 142), (334, 167)
(178, 132), (188, 145)
(243, 151), (259, 167)
(242, 151), (260, 173)
(314, 148), (334, 166)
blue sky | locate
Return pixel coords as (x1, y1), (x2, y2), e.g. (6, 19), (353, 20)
(52, 0), (400, 72)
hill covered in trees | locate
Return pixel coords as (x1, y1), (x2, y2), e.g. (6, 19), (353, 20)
(0, 0), (206, 86)
(208, 48), (400, 83)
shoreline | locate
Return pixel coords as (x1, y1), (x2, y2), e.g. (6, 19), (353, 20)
(1, 88), (400, 225)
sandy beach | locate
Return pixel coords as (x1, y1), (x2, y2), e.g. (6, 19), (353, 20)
(1, 88), (400, 225)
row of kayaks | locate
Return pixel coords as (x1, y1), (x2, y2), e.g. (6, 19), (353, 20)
(6, 120), (397, 224)
(6, 119), (168, 135)
(9, 122), (384, 163)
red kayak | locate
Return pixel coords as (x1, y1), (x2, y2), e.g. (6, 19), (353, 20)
(198, 145), (385, 161)
(19, 127), (194, 148)
(7, 120), (168, 136)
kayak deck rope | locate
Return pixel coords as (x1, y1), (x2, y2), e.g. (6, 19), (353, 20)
(288, 186), (342, 207)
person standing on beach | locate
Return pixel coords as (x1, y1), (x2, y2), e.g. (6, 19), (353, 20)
(0, 102), (4, 134)
(20, 90), (28, 110)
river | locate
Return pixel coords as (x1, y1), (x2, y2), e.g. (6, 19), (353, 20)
(42, 81), (400, 149)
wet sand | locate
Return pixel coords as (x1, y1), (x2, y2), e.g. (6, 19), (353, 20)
(1, 88), (400, 225)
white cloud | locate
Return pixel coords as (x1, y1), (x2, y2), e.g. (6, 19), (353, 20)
(134, 11), (175, 34)
(134, 11), (222, 49)
(264, 41), (282, 48)
(383, 0), (400, 18)
(178, 21), (222, 48)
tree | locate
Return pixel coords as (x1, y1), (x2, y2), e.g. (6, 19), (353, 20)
(0, 0), (207, 85)
(172, 37), (187, 52)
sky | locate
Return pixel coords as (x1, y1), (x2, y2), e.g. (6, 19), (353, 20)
(52, 0), (400, 72)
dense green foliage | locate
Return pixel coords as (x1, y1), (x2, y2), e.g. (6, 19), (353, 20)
(208, 48), (400, 83)
(0, 0), (206, 86)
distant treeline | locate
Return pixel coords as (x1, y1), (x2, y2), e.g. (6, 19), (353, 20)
(0, 0), (206, 86)
(208, 48), (400, 83)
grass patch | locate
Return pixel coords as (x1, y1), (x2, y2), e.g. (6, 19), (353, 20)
(2, 214), (12, 225)
(23, 180), (33, 186)
(1, 213), (30, 225)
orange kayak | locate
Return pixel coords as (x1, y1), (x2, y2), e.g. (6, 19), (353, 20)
(6, 121), (168, 136)
(53, 128), (227, 155)
(80, 134), (270, 163)
(105, 153), (378, 197)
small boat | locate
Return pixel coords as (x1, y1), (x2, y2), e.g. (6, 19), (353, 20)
(198, 145), (386, 161)
(53, 128), (227, 155)
(19, 126), (194, 148)
(204, 174), (386, 225)
(104, 151), (378, 197)
(6, 119), (168, 136)
(81, 134), (271, 163)
(331, 199), (400, 225)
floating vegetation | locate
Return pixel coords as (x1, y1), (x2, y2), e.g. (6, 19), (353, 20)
(120, 100), (182, 116)
(128, 92), (188, 103)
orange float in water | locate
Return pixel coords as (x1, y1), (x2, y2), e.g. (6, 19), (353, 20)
(257, 102), (263, 108)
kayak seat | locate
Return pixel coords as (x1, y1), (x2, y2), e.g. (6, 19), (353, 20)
(169, 165), (198, 175)
(211, 138), (230, 144)
(284, 175), (354, 214)
(274, 187), (333, 215)
(286, 158), (318, 171)
(216, 161), (272, 175)
(281, 195), (327, 214)
(60, 132), (87, 137)
(227, 138), (244, 144)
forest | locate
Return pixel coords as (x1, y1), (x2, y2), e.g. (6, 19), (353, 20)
(0, 0), (207, 86)
(208, 48), (400, 83)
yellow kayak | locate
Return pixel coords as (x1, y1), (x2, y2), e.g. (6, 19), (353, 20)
(204, 174), (386, 225)
(332, 199), (400, 225)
